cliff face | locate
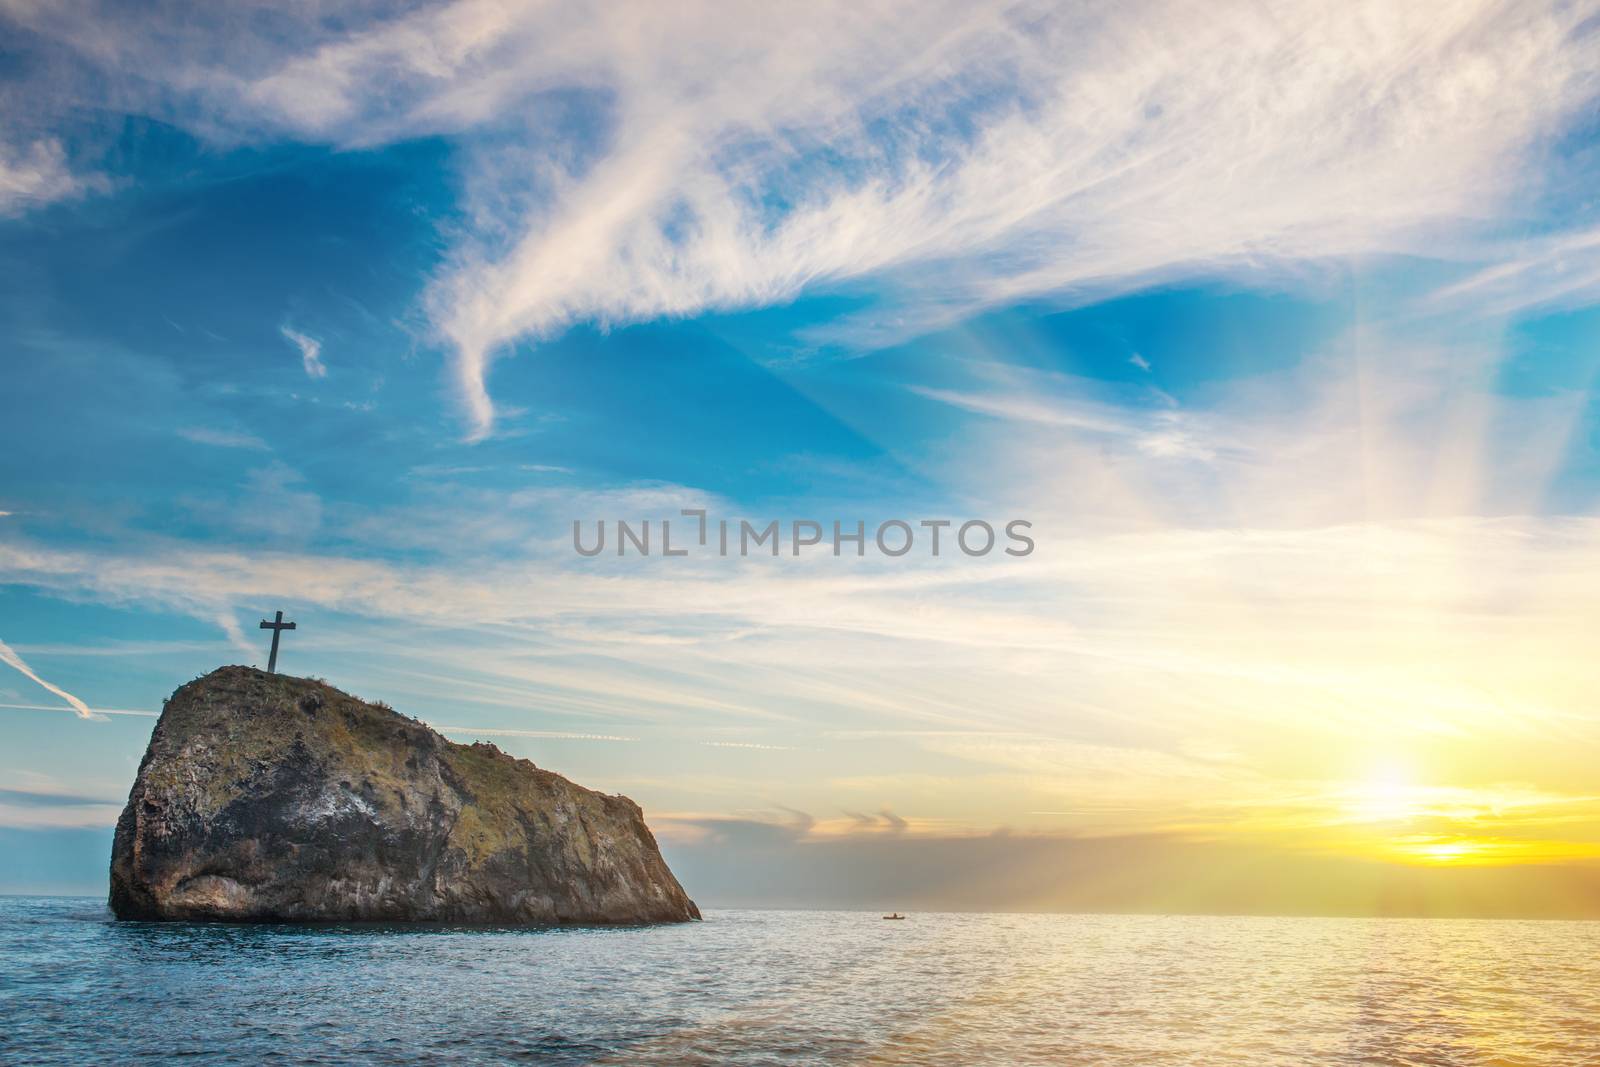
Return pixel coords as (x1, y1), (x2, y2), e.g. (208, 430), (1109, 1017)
(110, 667), (699, 924)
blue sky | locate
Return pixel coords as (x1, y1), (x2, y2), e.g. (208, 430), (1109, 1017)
(3, 1), (1600, 913)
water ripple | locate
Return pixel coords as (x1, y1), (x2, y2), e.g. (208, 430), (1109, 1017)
(2, 899), (1597, 1065)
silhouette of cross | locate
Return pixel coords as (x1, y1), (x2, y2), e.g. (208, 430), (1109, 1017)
(259, 610), (297, 674)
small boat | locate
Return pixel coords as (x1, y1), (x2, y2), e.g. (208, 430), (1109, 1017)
(882, 913), (906, 920)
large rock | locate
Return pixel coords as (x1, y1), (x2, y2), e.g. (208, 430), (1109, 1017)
(110, 666), (699, 924)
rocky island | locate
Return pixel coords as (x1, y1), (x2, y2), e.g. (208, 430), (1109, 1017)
(110, 666), (699, 924)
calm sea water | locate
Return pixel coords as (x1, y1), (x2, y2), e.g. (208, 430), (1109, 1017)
(3, 896), (1598, 1065)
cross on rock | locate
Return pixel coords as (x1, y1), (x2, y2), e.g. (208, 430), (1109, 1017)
(259, 610), (297, 674)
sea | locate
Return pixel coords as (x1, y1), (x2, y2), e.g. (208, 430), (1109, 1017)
(3, 896), (1598, 1065)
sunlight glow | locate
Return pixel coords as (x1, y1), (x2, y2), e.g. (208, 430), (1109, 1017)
(1348, 761), (1422, 825)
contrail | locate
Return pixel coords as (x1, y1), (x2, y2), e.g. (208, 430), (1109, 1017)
(0, 637), (94, 719)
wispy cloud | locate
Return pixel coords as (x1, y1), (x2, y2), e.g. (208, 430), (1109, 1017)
(0, 773), (124, 828)
(0, 138), (104, 218)
(0, 638), (94, 719)
(280, 326), (326, 379)
(0, 799), (124, 829)
(2, 309), (1594, 861)
(7, 1), (1596, 435)
(1430, 225), (1600, 316)
(178, 426), (270, 450)
(0, 703), (156, 717)
(910, 383), (1218, 462)
(212, 613), (257, 657)
(428, 724), (636, 742)
(2, 1), (1599, 902)
(407, 0), (1598, 437)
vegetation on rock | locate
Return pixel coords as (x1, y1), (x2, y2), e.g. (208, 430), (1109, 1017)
(110, 666), (699, 924)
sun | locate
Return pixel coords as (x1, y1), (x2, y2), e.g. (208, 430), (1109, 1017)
(1335, 759), (1494, 865)
(1347, 759), (1422, 825)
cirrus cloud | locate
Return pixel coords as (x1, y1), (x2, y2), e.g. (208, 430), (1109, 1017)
(5, 1), (1598, 436)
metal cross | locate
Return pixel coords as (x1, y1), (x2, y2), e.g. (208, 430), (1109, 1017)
(259, 610), (297, 674)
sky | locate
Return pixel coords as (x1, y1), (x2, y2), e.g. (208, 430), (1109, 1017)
(2, 0), (1600, 916)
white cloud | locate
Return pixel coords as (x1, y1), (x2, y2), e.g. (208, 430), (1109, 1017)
(212, 613), (257, 657)
(0, 638), (95, 719)
(1430, 225), (1600, 316)
(0, 138), (103, 217)
(910, 384), (1218, 462)
(0, 769), (126, 828)
(0, 800), (125, 829)
(9, 1), (1596, 436)
(0, 702), (155, 716)
(280, 326), (326, 379)
(3, 425), (1598, 825)
(397, 0), (1598, 436)
(0, 327), (1587, 768)
(3, 1), (1600, 846)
